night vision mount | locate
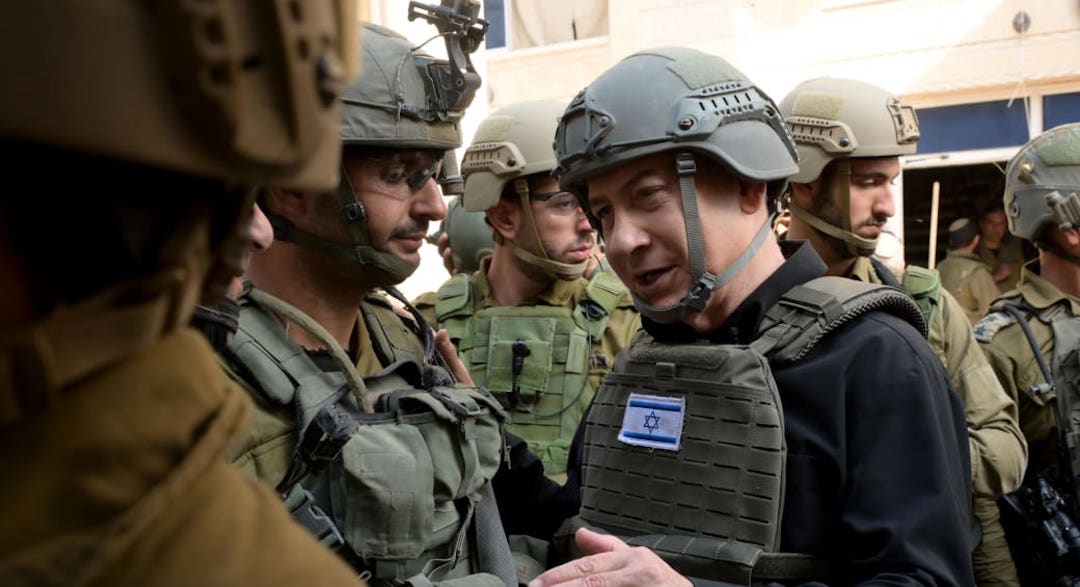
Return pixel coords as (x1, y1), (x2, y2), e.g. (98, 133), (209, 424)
(408, 0), (487, 115)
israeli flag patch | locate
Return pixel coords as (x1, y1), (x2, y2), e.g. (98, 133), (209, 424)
(618, 393), (686, 451)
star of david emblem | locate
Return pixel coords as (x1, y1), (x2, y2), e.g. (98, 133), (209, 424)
(643, 410), (661, 433)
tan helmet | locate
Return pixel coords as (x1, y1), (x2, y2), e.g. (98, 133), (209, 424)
(460, 99), (566, 212)
(0, 1), (357, 192)
(461, 99), (589, 280)
(779, 78), (920, 256)
(1004, 123), (1080, 247)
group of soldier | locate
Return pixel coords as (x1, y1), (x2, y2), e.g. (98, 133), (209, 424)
(2, 2), (1080, 587)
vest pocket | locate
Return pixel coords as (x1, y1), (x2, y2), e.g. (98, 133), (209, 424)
(332, 424), (434, 559)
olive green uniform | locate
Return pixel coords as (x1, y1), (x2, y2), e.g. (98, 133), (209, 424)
(853, 257), (1027, 586)
(415, 259), (640, 475)
(939, 250), (1000, 325)
(0, 330), (363, 587)
(228, 296), (401, 485)
(978, 263), (1079, 497)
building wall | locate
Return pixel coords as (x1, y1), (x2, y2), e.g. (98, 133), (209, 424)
(366, 0), (1080, 298)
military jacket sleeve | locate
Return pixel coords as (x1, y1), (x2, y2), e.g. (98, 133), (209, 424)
(775, 312), (975, 586)
(931, 288), (1027, 497)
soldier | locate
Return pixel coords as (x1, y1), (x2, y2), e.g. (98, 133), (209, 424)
(223, 19), (518, 587)
(780, 77), (1026, 587)
(533, 47), (974, 585)
(0, 2), (367, 586)
(939, 218), (1000, 324)
(979, 203), (1030, 292)
(975, 123), (1080, 586)
(414, 100), (640, 479)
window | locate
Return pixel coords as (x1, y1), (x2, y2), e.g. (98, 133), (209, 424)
(915, 100), (1030, 154)
(483, 0), (608, 51)
(1044, 92), (1080, 130)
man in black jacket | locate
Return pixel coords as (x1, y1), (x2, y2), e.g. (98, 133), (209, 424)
(528, 47), (976, 587)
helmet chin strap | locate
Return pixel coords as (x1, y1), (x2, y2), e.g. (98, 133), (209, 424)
(635, 152), (775, 324)
(503, 178), (589, 281)
(788, 159), (879, 257)
(264, 167), (419, 286)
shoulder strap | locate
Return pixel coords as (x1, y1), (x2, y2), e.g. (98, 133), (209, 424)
(434, 274), (474, 323)
(901, 265), (943, 326)
(574, 270), (628, 339)
(229, 289), (327, 407)
(997, 303), (1055, 397)
(751, 276), (928, 364)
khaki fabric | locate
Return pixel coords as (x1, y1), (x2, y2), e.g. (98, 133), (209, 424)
(977, 235), (1028, 293)
(939, 251), (1000, 325)
(979, 262), (1080, 489)
(0, 329), (363, 587)
(854, 257), (1026, 587)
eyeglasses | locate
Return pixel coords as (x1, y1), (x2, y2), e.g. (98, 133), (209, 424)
(530, 190), (586, 217)
(361, 151), (444, 195)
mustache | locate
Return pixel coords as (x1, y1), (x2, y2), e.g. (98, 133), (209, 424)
(389, 220), (429, 238)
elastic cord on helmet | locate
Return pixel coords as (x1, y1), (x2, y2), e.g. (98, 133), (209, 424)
(635, 152), (776, 324)
(788, 159), (879, 257)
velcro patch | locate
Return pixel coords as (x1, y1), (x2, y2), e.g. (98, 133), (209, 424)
(974, 311), (1016, 343)
(618, 393), (685, 451)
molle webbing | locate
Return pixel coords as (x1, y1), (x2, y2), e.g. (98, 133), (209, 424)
(751, 276), (928, 362)
(579, 335), (787, 551)
(577, 276), (925, 584)
(228, 290), (514, 585)
(433, 271), (622, 474)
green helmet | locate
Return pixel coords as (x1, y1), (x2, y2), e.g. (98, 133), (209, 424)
(341, 23), (464, 151)
(779, 77), (920, 256)
(462, 99), (588, 280)
(554, 47), (798, 322)
(0, 2), (354, 192)
(440, 196), (495, 273)
(1004, 123), (1080, 246)
(268, 20), (484, 287)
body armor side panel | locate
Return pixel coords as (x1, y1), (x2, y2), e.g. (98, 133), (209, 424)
(228, 288), (510, 585)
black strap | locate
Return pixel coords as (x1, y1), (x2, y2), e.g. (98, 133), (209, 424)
(1000, 303), (1055, 397)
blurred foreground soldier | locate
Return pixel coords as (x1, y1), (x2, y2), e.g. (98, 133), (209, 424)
(0, 2), (368, 586)
(415, 100), (640, 478)
(223, 16), (518, 586)
(780, 77), (1025, 587)
(939, 218), (1000, 324)
(533, 48), (974, 586)
(979, 203), (1029, 292)
(975, 123), (1080, 587)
